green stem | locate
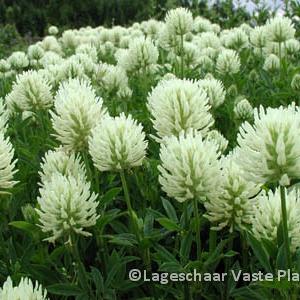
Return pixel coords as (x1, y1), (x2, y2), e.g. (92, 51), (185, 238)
(70, 235), (91, 297)
(184, 281), (191, 300)
(82, 151), (93, 183)
(120, 170), (140, 242)
(241, 232), (248, 271)
(193, 198), (201, 261)
(209, 229), (217, 252)
(180, 32), (184, 79)
(279, 41), (282, 80)
(280, 185), (292, 269)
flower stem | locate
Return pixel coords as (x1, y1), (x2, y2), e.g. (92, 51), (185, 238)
(120, 170), (140, 242)
(193, 198), (201, 261)
(280, 185), (292, 269)
(209, 229), (217, 252)
(180, 32), (184, 79)
(70, 235), (91, 297)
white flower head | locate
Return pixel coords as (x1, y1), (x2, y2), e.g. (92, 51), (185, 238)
(117, 37), (159, 73)
(263, 54), (280, 72)
(193, 16), (213, 33)
(223, 28), (249, 50)
(234, 98), (254, 121)
(216, 49), (240, 75)
(198, 78), (226, 108)
(0, 59), (10, 73)
(28, 44), (45, 61)
(291, 74), (300, 91)
(250, 26), (267, 48)
(236, 104), (300, 186)
(0, 98), (9, 134)
(39, 148), (86, 185)
(41, 36), (62, 54)
(285, 39), (300, 55)
(48, 25), (59, 35)
(0, 276), (48, 300)
(206, 130), (228, 154)
(7, 51), (29, 70)
(101, 64), (130, 95)
(36, 173), (99, 243)
(205, 153), (261, 231)
(51, 78), (107, 152)
(147, 78), (214, 141)
(89, 113), (147, 171)
(6, 70), (53, 114)
(165, 7), (193, 36)
(252, 188), (300, 253)
(266, 16), (295, 43)
(0, 133), (18, 192)
(196, 32), (221, 50)
(158, 131), (221, 203)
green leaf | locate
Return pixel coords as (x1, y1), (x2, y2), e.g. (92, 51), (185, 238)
(9, 221), (39, 239)
(246, 232), (272, 272)
(91, 267), (104, 295)
(99, 187), (122, 208)
(224, 250), (239, 258)
(180, 231), (193, 261)
(47, 284), (83, 296)
(143, 212), (154, 236)
(156, 217), (181, 231)
(161, 197), (178, 222)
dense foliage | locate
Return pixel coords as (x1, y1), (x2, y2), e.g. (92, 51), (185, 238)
(2, 4), (300, 300)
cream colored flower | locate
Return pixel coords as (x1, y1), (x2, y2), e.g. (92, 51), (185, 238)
(89, 113), (147, 171)
(158, 131), (221, 203)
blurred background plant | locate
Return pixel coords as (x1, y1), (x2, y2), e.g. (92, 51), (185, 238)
(0, 0), (296, 39)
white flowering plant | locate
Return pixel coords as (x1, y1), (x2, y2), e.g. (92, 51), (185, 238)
(1, 6), (300, 300)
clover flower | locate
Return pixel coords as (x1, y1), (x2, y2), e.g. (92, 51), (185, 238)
(291, 74), (300, 91)
(101, 64), (131, 96)
(266, 16), (295, 43)
(51, 78), (107, 152)
(198, 78), (226, 108)
(39, 148), (86, 185)
(0, 276), (48, 300)
(196, 32), (221, 50)
(48, 25), (59, 35)
(216, 49), (240, 75)
(285, 39), (300, 55)
(147, 78), (214, 140)
(7, 51), (29, 70)
(263, 54), (280, 72)
(0, 133), (18, 191)
(236, 104), (300, 186)
(5, 70), (54, 114)
(0, 98), (9, 134)
(0, 59), (10, 73)
(223, 28), (249, 50)
(250, 26), (267, 48)
(75, 44), (98, 63)
(204, 153), (260, 231)
(39, 51), (63, 67)
(193, 16), (213, 33)
(158, 131), (221, 203)
(36, 173), (99, 243)
(28, 44), (45, 61)
(234, 98), (254, 121)
(165, 7), (193, 36)
(252, 188), (300, 253)
(89, 113), (147, 171)
(41, 36), (62, 54)
(206, 130), (228, 154)
(117, 37), (159, 73)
